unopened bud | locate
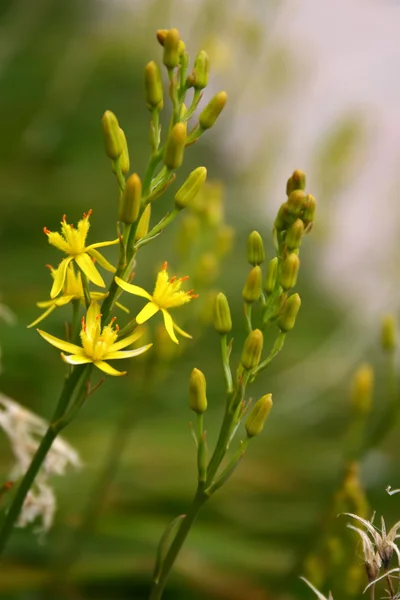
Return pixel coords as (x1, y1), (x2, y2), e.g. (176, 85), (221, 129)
(280, 253), (300, 290)
(245, 394), (273, 437)
(164, 122), (186, 169)
(241, 329), (263, 370)
(286, 169), (306, 195)
(351, 364), (374, 415)
(199, 91), (227, 130)
(144, 61), (163, 110)
(118, 128), (130, 174)
(163, 28), (181, 69)
(135, 204), (151, 241)
(101, 110), (122, 160)
(277, 293), (301, 332)
(189, 368), (207, 414)
(264, 257), (278, 294)
(286, 219), (304, 251)
(175, 167), (207, 210)
(247, 231), (265, 266)
(274, 202), (289, 232)
(242, 266), (262, 303)
(287, 190), (306, 218)
(119, 173), (142, 224)
(213, 292), (232, 334)
(381, 315), (396, 352)
(193, 50), (209, 90)
(156, 29), (168, 46)
(302, 194), (316, 229)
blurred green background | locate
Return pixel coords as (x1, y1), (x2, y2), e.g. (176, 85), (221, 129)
(1, 1), (399, 598)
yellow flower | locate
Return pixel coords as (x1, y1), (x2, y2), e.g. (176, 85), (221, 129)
(37, 301), (151, 376)
(115, 261), (197, 344)
(44, 210), (118, 299)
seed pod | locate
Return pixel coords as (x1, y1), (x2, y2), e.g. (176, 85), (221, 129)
(286, 219), (304, 251)
(119, 173), (142, 224)
(213, 292), (232, 334)
(101, 110), (122, 160)
(163, 28), (181, 69)
(193, 50), (209, 90)
(241, 329), (263, 370)
(135, 204), (151, 241)
(381, 315), (396, 352)
(264, 257), (278, 294)
(245, 394), (273, 437)
(242, 266), (262, 303)
(189, 368), (207, 414)
(280, 253), (300, 290)
(164, 122), (186, 170)
(199, 91), (227, 130)
(277, 293), (301, 332)
(247, 231), (265, 266)
(144, 61), (163, 110)
(175, 167), (207, 210)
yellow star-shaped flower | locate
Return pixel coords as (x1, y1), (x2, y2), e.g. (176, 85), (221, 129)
(115, 262), (198, 344)
(44, 210), (118, 299)
(28, 264), (128, 328)
(37, 301), (151, 376)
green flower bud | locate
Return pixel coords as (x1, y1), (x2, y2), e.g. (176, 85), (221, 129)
(193, 50), (210, 90)
(163, 28), (181, 69)
(280, 253), (300, 290)
(242, 266), (262, 303)
(277, 293), (301, 332)
(135, 204), (151, 241)
(101, 110), (122, 160)
(302, 193), (316, 229)
(199, 91), (227, 130)
(156, 29), (168, 46)
(164, 122), (186, 170)
(287, 190), (306, 218)
(245, 394), (273, 437)
(189, 368), (207, 414)
(286, 219), (304, 251)
(144, 61), (163, 110)
(213, 292), (232, 334)
(274, 202), (289, 232)
(264, 257), (278, 294)
(241, 329), (263, 370)
(350, 364), (374, 415)
(175, 167), (207, 210)
(381, 315), (396, 352)
(247, 231), (265, 266)
(286, 169), (306, 195)
(118, 128), (130, 174)
(119, 173), (142, 224)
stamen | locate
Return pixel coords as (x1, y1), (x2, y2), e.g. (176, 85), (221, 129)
(191, 293), (199, 299)
(96, 314), (103, 321)
(43, 227), (50, 235)
(81, 316), (86, 332)
(162, 261), (168, 271)
(62, 214), (67, 222)
(180, 275), (189, 281)
(110, 317), (117, 324)
(170, 276), (177, 283)
(45, 264), (53, 271)
(115, 324), (120, 332)
(83, 209), (93, 219)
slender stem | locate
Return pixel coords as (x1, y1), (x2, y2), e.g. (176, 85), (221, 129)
(70, 299), (81, 343)
(79, 270), (91, 309)
(220, 335), (233, 394)
(244, 302), (252, 334)
(148, 487), (207, 600)
(386, 572), (395, 598)
(0, 366), (88, 556)
(206, 406), (235, 486)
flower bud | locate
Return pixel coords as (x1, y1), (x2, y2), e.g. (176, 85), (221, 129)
(302, 194), (316, 229)
(287, 190), (306, 218)
(156, 29), (168, 46)
(381, 315), (396, 352)
(135, 204), (151, 241)
(350, 364), (374, 415)
(286, 219), (304, 251)
(277, 293), (301, 332)
(245, 394), (273, 437)
(286, 169), (306, 195)
(274, 202), (289, 232)
(199, 91), (227, 130)
(119, 173), (142, 224)
(164, 122), (186, 170)
(101, 110), (122, 159)
(189, 368), (207, 414)
(242, 266), (262, 303)
(280, 253), (300, 290)
(213, 292), (232, 334)
(264, 257), (278, 294)
(144, 61), (163, 110)
(163, 28), (181, 69)
(175, 167), (207, 210)
(118, 128), (130, 174)
(193, 50), (209, 90)
(241, 329), (263, 370)
(247, 231), (265, 266)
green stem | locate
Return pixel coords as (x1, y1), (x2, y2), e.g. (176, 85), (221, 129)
(0, 365), (88, 556)
(244, 302), (252, 334)
(79, 270), (91, 309)
(220, 335), (233, 394)
(148, 487), (208, 600)
(70, 299), (81, 343)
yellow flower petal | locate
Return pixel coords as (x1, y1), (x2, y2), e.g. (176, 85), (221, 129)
(173, 322), (192, 339)
(94, 360), (126, 376)
(46, 231), (70, 253)
(37, 295), (74, 309)
(50, 257), (73, 298)
(85, 301), (101, 334)
(108, 329), (144, 352)
(87, 239), (119, 250)
(87, 248), (116, 273)
(115, 277), (153, 300)
(136, 301), (159, 324)
(162, 309), (179, 344)
(28, 306), (57, 328)
(61, 353), (92, 365)
(105, 344), (152, 360)
(75, 253), (105, 288)
(37, 329), (84, 355)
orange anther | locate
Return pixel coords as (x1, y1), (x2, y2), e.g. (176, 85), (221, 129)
(45, 264), (53, 271)
(43, 227), (50, 235)
(62, 214), (67, 222)
(110, 316), (117, 323)
(162, 261), (168, 270)
(170, 276), (177, 283)
(96, 313), (103, 320)
(115, 324), (120, 332)
(180, 275), (189, 281)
